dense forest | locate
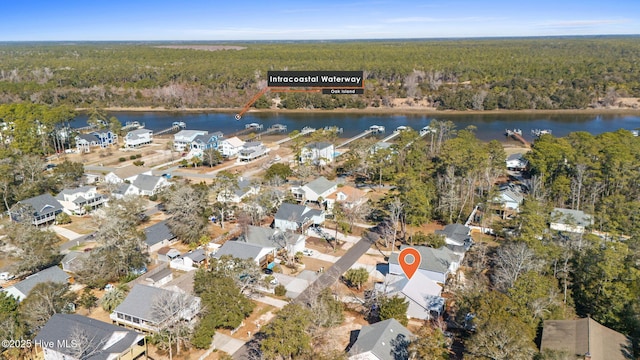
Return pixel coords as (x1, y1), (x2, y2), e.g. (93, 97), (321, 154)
(1, 37), (640, 110)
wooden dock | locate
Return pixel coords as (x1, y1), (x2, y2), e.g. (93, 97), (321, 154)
(155, 124), (184, 136)
(275, 127), (316, 145)
(507, 132), (530, 146)
(337, 129), (373, 148)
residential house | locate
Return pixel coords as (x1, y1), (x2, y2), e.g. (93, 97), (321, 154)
(190, 131), (224, 152)
(3, 266), (70, 302)
(389, 245), (461, 284)
(10, 193), (63, 226)
(110, 284), (200, 333)
(238, 141), (269, 162)
(173, 130), (208, 151)
(212, 240), (275, 267)
(370, 141), (394, 154)
(104, 165), (152, 184)
(325, 185), (368, 212)
(169, 249), (208, 272)
(75, 130), (118, 153)
(219, 136), (245, 157)
(347, 318), (414, 360)
(550, 208), (594, 234)
(34, 314), (146, 360)
(157, 247), (181, 263)
(506, 153), (528, 170)
(124, 128), (153, 148)
(239, 225), (306, 257)
(217, 177), (261, 203)
(131, 174), (170, 196)
(56, 186), (107, 215)
(540, 318), (633, 360)
(144, 267), (173, 287)
(291, 176), (337, 204)
(144, 220), (177, 253)
(494, 185), (525, 212)
(301, 142), (335, 165)
(374, 272), (444, 320)
(274, 202), (325, 233)
(61, 251), (89, 273)
(184, 249), (207, 267)
(435, 223), (473, 252)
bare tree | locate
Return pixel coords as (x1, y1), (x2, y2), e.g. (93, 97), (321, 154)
(492, 242), (542, 291)
(67, 326), (108, 359)
(388, 198), (404, 249)
(150, 291), (197, 360)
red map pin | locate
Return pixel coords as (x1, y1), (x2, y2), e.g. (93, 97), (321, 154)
(399, 247), (421, 279)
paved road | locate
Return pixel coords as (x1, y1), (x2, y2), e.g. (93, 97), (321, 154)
(231, 235), (374, 359)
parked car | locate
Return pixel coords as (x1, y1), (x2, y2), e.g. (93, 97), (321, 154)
(302, 249), (314, 256)
(263, 268), (273, 275)
(0, 272), (15, 281)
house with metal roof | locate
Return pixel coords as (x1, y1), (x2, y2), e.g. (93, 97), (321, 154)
(10, 193), (63, 226)
(34, 313), (146, 360)
(110, 284), (200, 333)
(550, 208), (594, 234)
(144, 220), (177, 253)
(274, 202), (325, 233)
(124, 128), (153, 148)
(540, 318), (632, 360)
(347, 318), (414, 360)
(3, 266), (70, 302)
(374, 272), (444, 320)
(56, 186), (107, 215)
(389, 245), (461, 284)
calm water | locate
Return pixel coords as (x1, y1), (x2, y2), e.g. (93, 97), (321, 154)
(71, 112), (640, 142)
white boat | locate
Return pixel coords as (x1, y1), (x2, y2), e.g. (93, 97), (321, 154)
(505, 128), (522, 136)
(420, 126), (436, 136)
(531, 129), (552, 137)
(172, 121), (186, 128)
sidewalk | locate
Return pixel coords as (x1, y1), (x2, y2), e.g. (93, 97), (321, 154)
(254, 295), (288, 309)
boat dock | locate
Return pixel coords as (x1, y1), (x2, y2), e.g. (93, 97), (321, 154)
(380, 126), (412, 143)
(506, 130), (530, 146)
(275, 126), (316, 145)
(255, 124), (287, 138)
(155, 122), (186, 136)
(336, 129), (373, 148)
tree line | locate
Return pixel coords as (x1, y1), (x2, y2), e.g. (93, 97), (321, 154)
(1, 38), (639, 110)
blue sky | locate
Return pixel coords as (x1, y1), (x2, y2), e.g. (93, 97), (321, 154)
(1, 0), (638, 41)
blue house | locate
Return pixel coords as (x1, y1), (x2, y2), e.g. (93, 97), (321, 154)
(191, 131), (224, 151)
(75, 130), (117, 152)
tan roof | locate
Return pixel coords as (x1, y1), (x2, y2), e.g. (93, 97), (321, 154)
(112, 165), (151, 180)
(224, 136), (245, 147)
(541, 318), (632, 360)
(326, 185), (366, 202)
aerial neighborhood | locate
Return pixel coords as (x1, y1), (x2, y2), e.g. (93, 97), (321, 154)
(1, 36), (640, 360)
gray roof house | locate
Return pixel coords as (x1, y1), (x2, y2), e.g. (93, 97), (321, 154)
(213, 240), (274, 267)
(540, 318), (633, 360)
(34, 313), (146, 360)
(239, 225), (306, 256)
(61, 251), (90, 273)
(274, 202), (325, 232)
(217, 177), (261, 203)
(238, 141), (269, 162)
(124, 128), (153, 148)
(348, 318), (414, 360)
(374, 272), (444, 320)
(3, 266), (70, 302)
(292, 176), (338, 203)
(10, 193), (63, 226)
(110, 284), (200, 333)
(436, 223), (473, 249)
(550, 208), (594, 234)
(389, 245), (461, 284)
(301, 142), (335, 165)
(56, 186), (107, 215)
(144, 220), (177, 253)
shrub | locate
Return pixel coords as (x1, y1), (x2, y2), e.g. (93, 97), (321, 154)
(274, 284), (287, 296)
(135, 154), (142, 158)
(132, 160), (144, 166)
(129, 155), (137, 160)
(118, 157), (126, 162)
(55, 212), (72, 225)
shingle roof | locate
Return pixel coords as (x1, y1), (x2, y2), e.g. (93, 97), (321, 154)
(541, 318), (632, 360)
(274, 202), (309, 222)
(500, 189), (524, 204)
(16, 193), (63, 217)
(305, 142), (332, 150)
(35, 314), (143, 360)
(506, 153), (524, 161)
(185, 249), (206, 263)
(213, 241), (266, 261)
(77, 133), (98, 143)
(435, 223), (471, 244)
(348, 318), (413, 360)
(223, 136), (244, 147)
(10, 266), (69, 299)
(304, 177), (337, 196)
(144, 220), (176, 247)
(132, 174), (162, 192)
(551, 208), (594, 227)
(240, 225), (301, 249)
(113, 284), (197, 324)
(147, 267), (173, 283)
(389, 245), (459, 274)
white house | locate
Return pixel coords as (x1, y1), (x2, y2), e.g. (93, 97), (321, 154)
(301, 142), (335, 165)
(113, 175), (170, 198)
(238, 142), (269, 162)
(495, 187), (524, 211)
(389, 245), (461, 284)
(75, 130), (118, 153)
(374, 272), (444, 320)
(124, 128), (153, 148)
(110, 284), (200, 333)
(104, 165), (152, 184)
(325, 185), (368, 212)
(219, 136), (245, 157)
(217, 178), (261, 203)
(435, 223), (473, 251)
(291, 176), (337, 203)
(240, 225), (306, 257)
(173, 130), (208, 151)
(213, 240), (275, 267)
(550, 208), (593, 234)
(274, 203), (325, 232)
(55, 186), (107, 215)
(506, 153), (528, 170)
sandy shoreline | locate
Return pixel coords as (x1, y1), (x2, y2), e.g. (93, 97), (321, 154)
(75, 106), (640, 116)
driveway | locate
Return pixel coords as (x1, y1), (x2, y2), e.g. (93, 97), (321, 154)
(50, 225), (84, 241)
